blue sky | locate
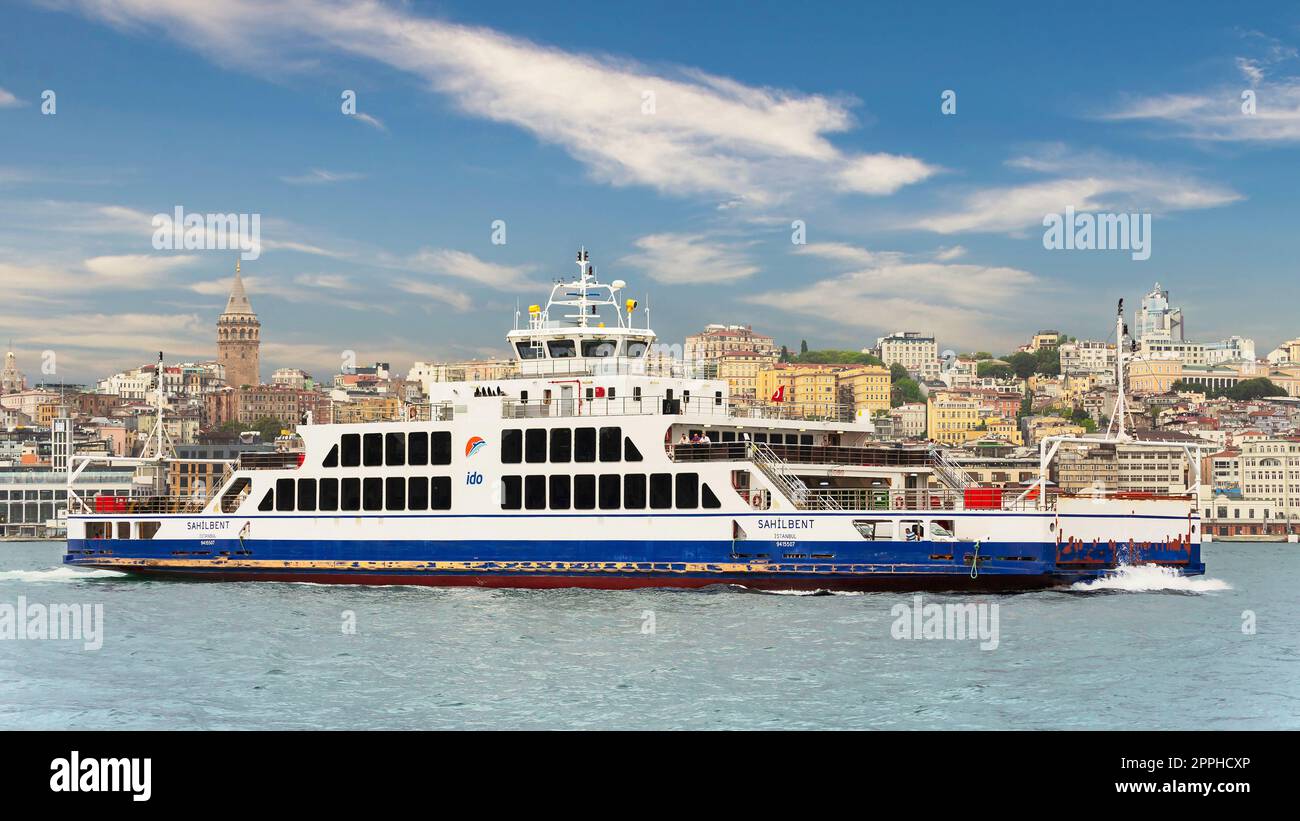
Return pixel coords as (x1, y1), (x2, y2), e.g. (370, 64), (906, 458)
(1, 0), (1299, 383)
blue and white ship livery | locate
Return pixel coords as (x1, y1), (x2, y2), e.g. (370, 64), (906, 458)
(64, 250), (1205, 590)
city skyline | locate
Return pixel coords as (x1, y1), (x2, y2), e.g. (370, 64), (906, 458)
(3, 1), (1300, 382)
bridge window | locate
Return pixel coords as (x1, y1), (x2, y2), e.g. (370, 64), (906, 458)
(408, 477), (428, 510)
(624, 474), (646, 509)
(341, 434), (361, 467)
(599, 427), (622, 462)
(341, 478), (361, 511)
(385, 432), (406, 466)
(319, 478), (339, 511)
(502, 429), (523, 463)
(626, 340), (648, 358)
(550, 428), (572, 463)
(650, 474), (672, 509)
(515, 341), (542, 360)
(525, 475), (546, 510)
(297, 479), (317, 512)
(386, 476), (406, 511)
(430, 477), (452, 510)
(582, 339), (617, 357)
(431, 432), (452, 465)
(525, 429), (547, 463)
(363, 478), (383, 511)
(675, 473), (699, 509)
(549, 475), (570, 510)
(408, 432), (428, 466)
(599, 474), (621, 509)
(547, 339), (577, 358)
(501, 475), (522, 510)
(574, 475), (596, 509)
(575, 427), (597, 462)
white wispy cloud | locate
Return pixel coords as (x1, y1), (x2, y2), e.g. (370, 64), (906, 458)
(911, 146), (1240, 235)
(83, 253), (199, 281)
(1101, 37), (1300, 143)
(279, 168), (366, 184)
(0, 87), (23, 108)
(351, 112), (386, 132)
(392, 279), (473, 311)
(387, 248), (535, 291)
(747, 249), (1044, 348)
(58, 0), (936, 206)
(619, 233), (760, 284)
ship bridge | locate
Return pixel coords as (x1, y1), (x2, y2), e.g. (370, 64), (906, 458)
(506, 248), (661, 378)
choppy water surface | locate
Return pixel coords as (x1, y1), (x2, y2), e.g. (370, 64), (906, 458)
(1, 541), (1295, 729)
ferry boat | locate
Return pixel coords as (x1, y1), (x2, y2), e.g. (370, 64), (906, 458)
(63, 250), (1206, 591)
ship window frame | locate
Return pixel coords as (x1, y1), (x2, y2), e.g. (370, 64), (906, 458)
(598, 426), (622, 462)
(649, 473), (672, 509)
(319, 478), (339, 511)
(385, 476), (406, 511)
(575, 427), (597, 462)
(624, 436), (643, 462)
(363, 433), (383, 467)
(675, 473), (699, 509)
(702, 482), (722, 509)
(623, 474), (647, 509)
(550, 428), (572, 463)
(525, 429), (548, 463)
(407, 476), (429, 511)
(573, 474), (596, 510)
(408, 432), (429, 466)
(341, 434), (361, 467)
(549, 474), (571, 510)
(598, 474), (621, 510)
(297, 478), (317, 513)
(502, 429), (523, 464)
(385, 432), (406, 467)
(341, 478), (361, 511)
(501, 475), (522, 510)
(430, 431), (452, 465)
(430, 476), (452, 510)
(524, 475), (547, 510)
(363, 477), (383, 511)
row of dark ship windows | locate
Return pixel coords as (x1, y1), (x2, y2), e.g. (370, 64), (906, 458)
(258, 477), (453, 512)
(500, 472), (722, 511)
(502, 427), (643, 464)
(322, 432), (455, 468)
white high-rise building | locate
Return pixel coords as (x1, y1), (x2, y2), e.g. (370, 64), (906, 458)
(1136, 282), (1184, 342)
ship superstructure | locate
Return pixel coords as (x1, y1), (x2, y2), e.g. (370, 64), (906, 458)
(63, 251), (1205, 590)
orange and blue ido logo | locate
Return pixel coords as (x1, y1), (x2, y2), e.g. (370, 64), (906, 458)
(465, 436), (486, 458)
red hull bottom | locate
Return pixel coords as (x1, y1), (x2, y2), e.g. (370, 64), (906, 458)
(115, 567), (1066, 593)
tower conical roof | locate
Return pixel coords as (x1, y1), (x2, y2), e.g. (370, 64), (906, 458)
(222, 261), (256, 317)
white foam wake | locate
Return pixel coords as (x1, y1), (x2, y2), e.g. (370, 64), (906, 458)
(1070, 564), (1230, 593)
(0, 567), (126, 583)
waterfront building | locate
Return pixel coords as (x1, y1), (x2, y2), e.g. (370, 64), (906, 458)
(272, 368), (314, 390)
(1059, 340), (1116, 374)
(876, 331), (938, 376)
